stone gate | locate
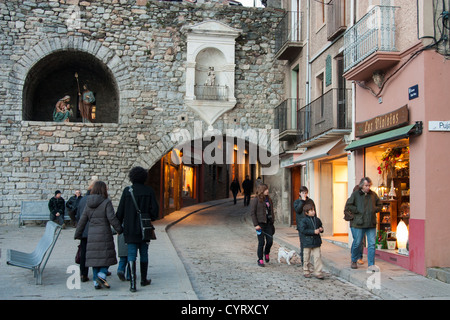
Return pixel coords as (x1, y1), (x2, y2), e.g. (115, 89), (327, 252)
(0, 0), (285, 223)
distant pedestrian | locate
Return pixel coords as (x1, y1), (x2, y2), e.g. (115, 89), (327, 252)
(345, 177), (382, 270)
(116, 166), (159, 292)
(250, 183), (275, 267)
(48, 190), (66, 228)
(230, 178), (241, 205)
(299, 203), (324, 279)
(293, 186), (316, 266)
(242, 175), (253, 206)
(75, 181), (122, 290)
(66, 189), (82, 227)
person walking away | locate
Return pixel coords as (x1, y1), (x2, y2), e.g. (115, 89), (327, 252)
(48, 190), (66, 228)
(242, 175), (253, 206)
(230, 178), (241, 205)
(299, 203), (324, 279)
(66, 189), (82, 227)
(116, 166), (159, 292)
(250, 183), (275, 267)
(75, 181), (122, 289)
(345, 177), (382, 270)
(293, 186), (316, 266)
(76, 182), (95, 282)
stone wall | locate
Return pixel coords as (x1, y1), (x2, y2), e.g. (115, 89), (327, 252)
(0, 0), (285, 224)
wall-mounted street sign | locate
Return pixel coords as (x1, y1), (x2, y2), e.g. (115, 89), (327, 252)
(429, 121), (450, 131)
(408, 84), (419, 100)
(355, 105), (409, 138)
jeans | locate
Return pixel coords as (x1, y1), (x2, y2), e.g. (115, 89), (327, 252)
(243, 193), (251, 206)
(127, 242), (149, 263)
(232, 192), (238, 204)
(351, 227), (376, 266)
(257, 223), (274, 261)
(298, 232), (304, 265)
(117, 257), (130, 280)
(92, 267), (108, 283)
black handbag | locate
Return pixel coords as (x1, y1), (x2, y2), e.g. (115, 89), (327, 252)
(129, 187), (156, 242)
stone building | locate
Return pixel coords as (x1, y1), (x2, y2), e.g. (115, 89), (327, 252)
(0, 0), (285, 223)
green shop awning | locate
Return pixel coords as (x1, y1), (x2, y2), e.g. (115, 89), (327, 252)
(345, 123), (422, 152)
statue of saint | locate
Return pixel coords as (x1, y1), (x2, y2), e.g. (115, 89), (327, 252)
(204, 67), (216, 86)
(53, 95), (72, 122)
(79, 84), (96, 123)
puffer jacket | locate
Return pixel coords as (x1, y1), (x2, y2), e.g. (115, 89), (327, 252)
(345, 189), (382, 229)
(299, 215), (323, 248)
(75, 195), (122, 267)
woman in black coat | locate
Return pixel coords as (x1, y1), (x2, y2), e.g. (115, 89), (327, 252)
(75, 181), (122, 289)
(116, 166), (159, 292)
(250, 183), (275, 267)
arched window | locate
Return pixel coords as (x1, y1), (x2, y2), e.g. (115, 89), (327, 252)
(22, 50), (119, 123)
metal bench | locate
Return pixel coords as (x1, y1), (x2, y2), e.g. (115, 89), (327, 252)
(6, 221), (62, 285)
(19, 200), (70, 226)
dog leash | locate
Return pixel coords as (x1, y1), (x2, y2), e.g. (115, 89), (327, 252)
(256, 229), (274, 238)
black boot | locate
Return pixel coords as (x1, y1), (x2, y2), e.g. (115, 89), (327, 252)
(129, 261), (137, 292)
(140, 262), (151, 286)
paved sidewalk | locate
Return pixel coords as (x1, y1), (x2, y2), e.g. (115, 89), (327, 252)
(1, 196), (449, 300)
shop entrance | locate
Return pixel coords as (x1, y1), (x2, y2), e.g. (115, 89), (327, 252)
(318, 157), (348, 239)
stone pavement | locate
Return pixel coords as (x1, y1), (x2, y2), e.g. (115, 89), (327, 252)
(1, 196), (449, 300)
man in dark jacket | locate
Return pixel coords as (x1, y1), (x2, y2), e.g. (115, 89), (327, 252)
(116, 166), (159, 292)
(48, 190), (65, 227)
(66, 189), (82, 227)
(293, 186), (316, 265)
(242, 175), (253, 206)
(345, 177), (382, 269)
(230, 178), (241, 205)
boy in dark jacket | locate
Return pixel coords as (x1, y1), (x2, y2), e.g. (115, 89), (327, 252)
(299, 203), (324, 279)
(293, 186), (316, 265)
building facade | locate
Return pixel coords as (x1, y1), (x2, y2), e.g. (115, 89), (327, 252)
(274, 0), (450, 275)
(0, 0), (284, 222)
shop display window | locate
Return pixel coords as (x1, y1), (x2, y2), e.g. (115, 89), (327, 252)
(365, 139), (410, 251)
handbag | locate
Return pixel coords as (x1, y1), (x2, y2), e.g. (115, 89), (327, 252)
(75, 244), (81, 264)
(343, 209), (354, 221)
(129, 187), (156, 242)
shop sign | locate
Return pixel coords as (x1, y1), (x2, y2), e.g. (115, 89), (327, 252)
(355, 105), (409, 138)
(429, 121), (450, 131)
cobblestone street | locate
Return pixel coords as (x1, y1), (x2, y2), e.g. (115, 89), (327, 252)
(168, 202), (379, 300)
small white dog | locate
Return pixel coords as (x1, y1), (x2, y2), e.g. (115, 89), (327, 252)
(277, 247), (297, 265)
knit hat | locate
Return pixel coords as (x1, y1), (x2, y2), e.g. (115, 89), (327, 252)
(55, 190), (61, 196)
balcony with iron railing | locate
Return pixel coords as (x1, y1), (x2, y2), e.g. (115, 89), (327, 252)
(194, 85), (229, 101)
(274, 11), (304, 61)
(274, 98), (303, 141)
(343, 5), (400, 81)
(297, 89), (352, 147)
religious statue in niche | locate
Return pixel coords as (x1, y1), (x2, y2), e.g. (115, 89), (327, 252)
(53, 95), (73, 122)
(75, 73), (96, 123)
(204, 67), (216, 86)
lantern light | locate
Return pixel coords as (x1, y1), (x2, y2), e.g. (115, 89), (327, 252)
(397, 220), (409, 255)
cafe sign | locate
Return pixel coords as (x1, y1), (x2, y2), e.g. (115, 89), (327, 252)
(355, 105), (409, 138)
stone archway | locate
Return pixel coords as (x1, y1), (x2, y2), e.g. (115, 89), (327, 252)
(22, 50), (120, 123)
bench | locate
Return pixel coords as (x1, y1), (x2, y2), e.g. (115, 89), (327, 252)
(19, 200), (70, 227)
(6, 221), (62, 285)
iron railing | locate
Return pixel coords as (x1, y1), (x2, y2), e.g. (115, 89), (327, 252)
(297, 89), (351, 143)
(343, 5), (397, 72)
(194, 85), (229, 101)
(274, 98), (303, 133)
(275, 11), (303, 54)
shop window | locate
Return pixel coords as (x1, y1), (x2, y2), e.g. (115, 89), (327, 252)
(365, 139), (410, 249)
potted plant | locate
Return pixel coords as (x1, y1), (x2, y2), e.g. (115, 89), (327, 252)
(386, 232), (397, 250)
(376, 230), (387, 249)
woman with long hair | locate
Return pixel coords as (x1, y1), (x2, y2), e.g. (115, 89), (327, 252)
(250, 183), (275, 267)
(75, 181), (122, 289)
